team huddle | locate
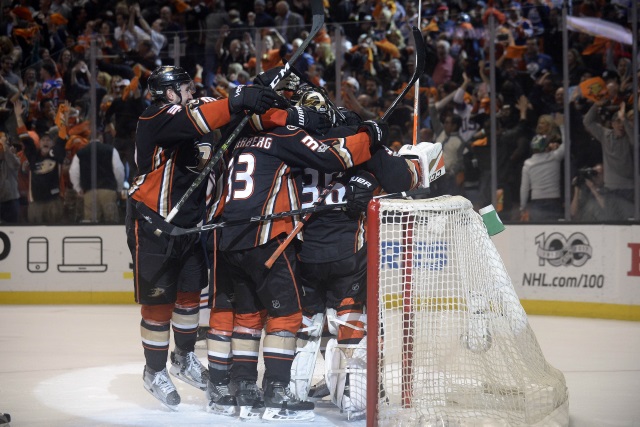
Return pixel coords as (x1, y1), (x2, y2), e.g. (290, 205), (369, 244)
(125, 65), (443, 421)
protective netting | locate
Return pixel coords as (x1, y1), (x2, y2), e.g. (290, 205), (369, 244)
(368, 196), (569, 427)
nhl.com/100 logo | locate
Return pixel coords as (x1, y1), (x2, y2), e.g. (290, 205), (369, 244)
(535, 232), (593, 267)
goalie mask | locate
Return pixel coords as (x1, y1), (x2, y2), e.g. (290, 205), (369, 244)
(292, 85), (337, 125)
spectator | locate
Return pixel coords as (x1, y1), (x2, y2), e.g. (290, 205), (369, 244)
(13, 98), (65, 224)
(114, 10), (147, 54)
(495, 95), (533, 220)
(566, 48), (589, 87)
(67, 59), (91, 103)
(215, 27), (251, 78)
(248, 0), (275, 29)
(583, 100), (635, 220)
(0, 72), (19, 102)
(0, 55), (20, 88)
(33, 98), (57, 135)
(203, 1), (229, 88)
(131, 3), (166, 58)
(21, 66), (41, 123)
(36, 62), (64, 108)
(432, 40), (455, 86)
(0, 131), (20, 223)
(69, 138), (125, 223)
(570, 163), (607, 222)
(274, 0), (305, 43)
(258, 32), (286, 72)
(429, 93), (465, 196)
(529, 71), (559, 117)
(104, 78), (146, 183)
(56, 48), (74, 87)
(503, 1), (533, 46)
(520, 131), (565, 222)
(523, 37), (556, 78)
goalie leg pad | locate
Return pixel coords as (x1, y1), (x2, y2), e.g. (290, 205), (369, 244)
(289, 312), (325, 400)
(324, 338), (367, 418)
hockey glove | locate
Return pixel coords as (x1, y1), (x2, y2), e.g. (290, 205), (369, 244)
(344, 171), (379, 219)
(228, 85), (282, 115)
(357, 119), (389, 148)
(286, 106), (333, 135)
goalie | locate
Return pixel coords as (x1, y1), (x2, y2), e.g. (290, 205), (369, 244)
(287, 84), (445, 419)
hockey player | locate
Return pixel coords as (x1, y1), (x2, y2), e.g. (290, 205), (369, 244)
(286, 85), (444, 419)
(125, 65), (282, 410)
(210, 102), (388, 421)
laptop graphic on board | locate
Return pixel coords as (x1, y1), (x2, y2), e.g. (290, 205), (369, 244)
(57, 237), (108, 273)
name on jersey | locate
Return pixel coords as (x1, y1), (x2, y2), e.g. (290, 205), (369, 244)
(236, 136), (272, 149)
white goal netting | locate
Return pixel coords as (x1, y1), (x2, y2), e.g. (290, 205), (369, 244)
(366, 196), (569, 427)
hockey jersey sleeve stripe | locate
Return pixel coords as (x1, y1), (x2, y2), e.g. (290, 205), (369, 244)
(329, 133), (371, 169)
(158, 158), (174, 217)
(194, 99), (232, 131)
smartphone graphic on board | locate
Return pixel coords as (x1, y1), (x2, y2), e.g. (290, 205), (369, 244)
(27, 237), (48, 273)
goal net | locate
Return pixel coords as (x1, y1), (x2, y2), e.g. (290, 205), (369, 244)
(366, 196), (569, 427)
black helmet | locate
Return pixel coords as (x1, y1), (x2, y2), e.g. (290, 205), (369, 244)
(147, 66), (193, 101)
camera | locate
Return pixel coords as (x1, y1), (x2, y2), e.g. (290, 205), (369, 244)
(575, 167), (597, 185)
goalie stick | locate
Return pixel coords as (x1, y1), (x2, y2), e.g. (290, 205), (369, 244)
(155, 0), (325, 230)
(263, 26), (426, 268)
(136, 187), (433, 237)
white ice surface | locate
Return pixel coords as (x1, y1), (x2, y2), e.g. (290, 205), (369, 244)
(0, 306), (639, 426)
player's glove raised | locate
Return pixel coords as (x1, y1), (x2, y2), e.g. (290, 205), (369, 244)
(344, 171), (379, 219)
(357, 119), (389, 148)
(228, 85), (281, 115)
(286, 106), (333, 135)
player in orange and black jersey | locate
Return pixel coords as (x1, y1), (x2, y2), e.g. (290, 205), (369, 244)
(212, 102), (387, 420)
(124, 65), (283, 411)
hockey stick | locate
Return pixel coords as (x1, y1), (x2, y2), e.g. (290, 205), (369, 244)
(263, 26), (426, 268)
(155, 0), (325, 232)
(136, 187), (431, 237)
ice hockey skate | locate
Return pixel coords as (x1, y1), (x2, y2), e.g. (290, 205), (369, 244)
(262, 380), (315, 422)
(206, 379), (237, 416)
(230, 380), (264, 420)
(169, 348), (208, 390)
(143, 366), (180, 411)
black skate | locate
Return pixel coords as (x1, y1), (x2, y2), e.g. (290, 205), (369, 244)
(262, 381), (315, 422)
(206, 379), (237, 416)
(229, 380), (264, 420)
(169, 348), (208, 390)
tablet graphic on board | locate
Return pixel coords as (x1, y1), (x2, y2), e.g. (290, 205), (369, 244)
(57, 237), (108, 273)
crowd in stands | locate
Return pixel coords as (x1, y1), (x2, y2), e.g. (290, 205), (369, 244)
(0, 0), (637, 224)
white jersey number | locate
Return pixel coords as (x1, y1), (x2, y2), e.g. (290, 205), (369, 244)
(302, 169), (345, 209)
